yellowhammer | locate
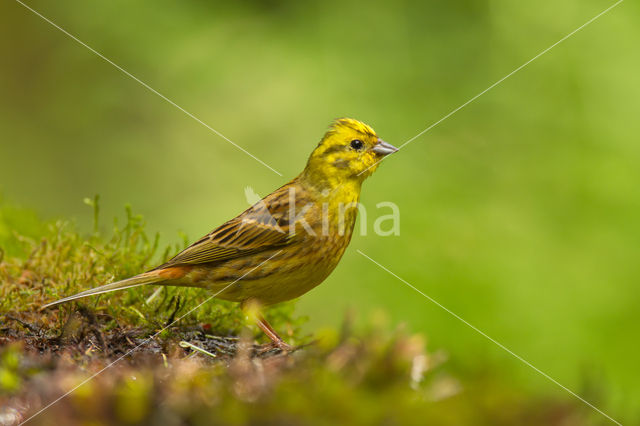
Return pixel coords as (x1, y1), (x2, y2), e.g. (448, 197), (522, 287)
(43, 118), (398, 350)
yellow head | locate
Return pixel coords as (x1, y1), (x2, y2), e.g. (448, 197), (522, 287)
(301, 118), (398, 189)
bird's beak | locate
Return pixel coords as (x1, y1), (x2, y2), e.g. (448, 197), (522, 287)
(372, 139), (399, 156)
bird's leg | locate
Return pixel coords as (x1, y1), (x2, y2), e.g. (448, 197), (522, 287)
(240, 299), (293, 352)
(256, 314), (294, 352)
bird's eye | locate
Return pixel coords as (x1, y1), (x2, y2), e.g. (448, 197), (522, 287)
(350, 139), (364, 150)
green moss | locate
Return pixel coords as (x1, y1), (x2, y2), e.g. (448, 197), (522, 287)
(0, 198), (603, 425)
(0, 196), (301, 342)
(0, 344), (22, 394)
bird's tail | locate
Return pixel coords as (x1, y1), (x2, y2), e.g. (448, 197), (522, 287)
(41, 271), (166, 309)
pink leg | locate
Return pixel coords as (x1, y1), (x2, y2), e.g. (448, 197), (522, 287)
(256, 314), (293, 352)
(240, 300), (293, 352)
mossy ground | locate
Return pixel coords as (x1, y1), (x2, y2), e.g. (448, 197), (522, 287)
(0, 198), (604, 425)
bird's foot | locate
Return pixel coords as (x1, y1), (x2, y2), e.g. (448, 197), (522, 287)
(258, 339), (295, 354)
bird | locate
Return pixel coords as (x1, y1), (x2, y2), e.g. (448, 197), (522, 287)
(42, 118), (398, 350)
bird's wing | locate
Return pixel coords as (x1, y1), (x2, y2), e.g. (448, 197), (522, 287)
(154, 183), (297, 269)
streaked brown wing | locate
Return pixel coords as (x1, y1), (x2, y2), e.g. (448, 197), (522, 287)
(154, 183), (296, 269)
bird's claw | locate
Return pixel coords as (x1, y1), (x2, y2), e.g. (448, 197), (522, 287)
(259, 340), (295, 354)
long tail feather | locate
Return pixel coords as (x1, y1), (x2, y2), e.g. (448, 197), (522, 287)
(41, 272), (166, 309)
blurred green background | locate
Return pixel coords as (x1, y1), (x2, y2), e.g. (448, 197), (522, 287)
(1, 0), (638, 422)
